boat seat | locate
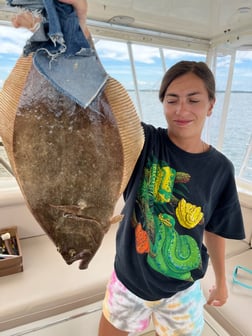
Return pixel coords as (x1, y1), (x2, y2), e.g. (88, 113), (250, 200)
(202, 190), (252, 336)
(0, 202), (122, 332)
(1, 188), (251, 335)
(203, 249), (252, 336)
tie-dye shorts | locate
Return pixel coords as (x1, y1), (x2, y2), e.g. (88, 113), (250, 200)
(102, 271), (206, 336)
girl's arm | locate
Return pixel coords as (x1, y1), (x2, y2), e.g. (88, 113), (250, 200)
(204, 231), (228, 306)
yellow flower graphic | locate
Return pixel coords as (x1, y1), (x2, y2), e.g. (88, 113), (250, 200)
(176, 198), (203, 229)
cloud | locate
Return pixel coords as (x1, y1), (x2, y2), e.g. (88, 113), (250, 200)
(95, 40), (129, 61)
(1, 27), (251, 91)
(0, 26), (31, 54)
(131, 45), (160, 63)
(95, 39), (198, 64)
(236, 50), (252, 64)
(216, 51), (252, 68)
(216, 56), (230, 68)
(163, 49), (202, 59)
(96, 40), (161, 63)
(0, 26), (31, 87)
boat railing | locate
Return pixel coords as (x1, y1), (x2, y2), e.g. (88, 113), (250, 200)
(1, 134), (252, 182)
(239, 134), (252, 180)
(0, 140), (13, 176)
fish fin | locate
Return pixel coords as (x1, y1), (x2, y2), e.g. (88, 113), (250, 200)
(110, 215), (124, 225)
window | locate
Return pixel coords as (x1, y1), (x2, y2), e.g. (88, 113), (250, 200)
(0, 27), (251, 183)
(210, 51), (252, 179)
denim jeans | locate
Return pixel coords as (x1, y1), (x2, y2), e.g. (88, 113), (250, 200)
(8, 0), (108, 108)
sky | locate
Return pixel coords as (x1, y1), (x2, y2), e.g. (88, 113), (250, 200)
(1, 25), (252, 91)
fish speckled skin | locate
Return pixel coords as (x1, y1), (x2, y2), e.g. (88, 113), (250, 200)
(0, 57), (144, 269)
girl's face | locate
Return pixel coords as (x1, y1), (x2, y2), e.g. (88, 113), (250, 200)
(163, 72), (215, 143)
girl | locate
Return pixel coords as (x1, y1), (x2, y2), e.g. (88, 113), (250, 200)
(12, 1), (245, 335)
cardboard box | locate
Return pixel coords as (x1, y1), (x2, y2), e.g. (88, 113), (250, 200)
(0, 226), (23, 277)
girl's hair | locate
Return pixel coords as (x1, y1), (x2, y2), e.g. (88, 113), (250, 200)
(159, 61), (216, 102)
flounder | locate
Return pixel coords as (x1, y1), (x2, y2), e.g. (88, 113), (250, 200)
(0, 1), (144, 269)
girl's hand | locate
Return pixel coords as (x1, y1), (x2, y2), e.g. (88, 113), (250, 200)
(207, 284), (228, 307)
(59, 0), (89, 38)
(11, 1), (90, 39)
(59, 0), (88, 22)
(11, 11), (41, 31)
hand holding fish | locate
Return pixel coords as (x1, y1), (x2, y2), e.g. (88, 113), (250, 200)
(11, 9), (41, 31)
(59, 0), (87, 21)
(11, 0), (89, 37)
(59, 0), (89, 37)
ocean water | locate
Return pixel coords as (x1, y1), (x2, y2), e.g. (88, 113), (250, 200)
(129, 91), (252, 181)
(0, 92), (252, 181)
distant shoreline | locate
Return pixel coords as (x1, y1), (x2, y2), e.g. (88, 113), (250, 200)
(0, 83), (252, 94)
(127, 89), (252, 93)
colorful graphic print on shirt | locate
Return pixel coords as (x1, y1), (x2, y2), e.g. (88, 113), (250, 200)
(133, 156), (204, 281)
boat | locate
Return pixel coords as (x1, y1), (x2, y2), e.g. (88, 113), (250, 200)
(0, 0), (251, 335)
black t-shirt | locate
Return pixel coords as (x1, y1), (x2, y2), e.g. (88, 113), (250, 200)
(114, 123), (245, 301)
